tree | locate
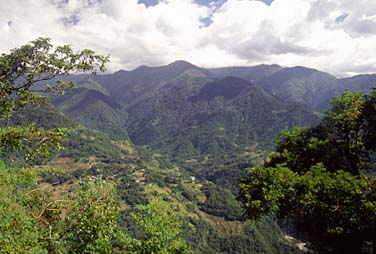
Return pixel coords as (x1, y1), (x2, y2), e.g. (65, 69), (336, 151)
(266, 89), (376, 175)
(239, 90), (376, 253)
(63, 179), (122, 254)
(0, 38), (117, 254)
(0, 162), (48, 254)
(0, 162), (125, 254)
(0, 37), (108, 163)
(125, 199), (191, 254)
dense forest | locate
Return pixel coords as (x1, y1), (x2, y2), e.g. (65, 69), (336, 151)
(1, 38), (375, 254)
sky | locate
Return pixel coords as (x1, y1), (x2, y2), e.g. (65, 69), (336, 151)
(1, 0), (376, 77)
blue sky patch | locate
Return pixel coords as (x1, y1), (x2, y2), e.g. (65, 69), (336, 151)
(335, 13), (349, 24)
(60, 15), (80, 26)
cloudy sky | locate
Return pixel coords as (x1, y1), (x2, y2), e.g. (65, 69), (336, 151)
(1, 0), (376, 76)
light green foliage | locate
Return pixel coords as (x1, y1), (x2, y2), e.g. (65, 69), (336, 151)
(128, 199), (190, 254)
(0, 162), (127, 254)
(0, 124), (66, 164)
(0, 38), (125, 254)
(0, 162), (47, 254)
(63, 179), (121, 254)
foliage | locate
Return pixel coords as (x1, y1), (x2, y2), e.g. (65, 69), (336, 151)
(240, 164), (376, 252)
(0, 37), (108, 163)
(239, 165), (296, 219)
(267, 89), (376, 175)
(124, 199), (191, 254)
(0, 161), (130, 254)
(63, 179), (121, 254)
(0, 37), (108, 118)
(0, 124), (66, 164)
(117, 199), (191, 254)
(0, 162), (47, 254)
(240, 90), (376, 253)
(199, 183), (243, 221)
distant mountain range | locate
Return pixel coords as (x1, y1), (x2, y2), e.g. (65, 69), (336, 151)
(53, 61), (326, 160)
(50, 60), (375, 189)
(210, 64), (376, 111)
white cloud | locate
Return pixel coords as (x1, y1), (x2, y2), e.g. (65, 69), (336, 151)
(1, 0), (376, 76)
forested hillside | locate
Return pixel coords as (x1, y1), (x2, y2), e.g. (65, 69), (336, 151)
(210, 65), (376, 112)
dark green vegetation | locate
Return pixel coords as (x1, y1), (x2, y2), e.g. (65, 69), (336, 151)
(12, 103), (296, 254)
(53, 85), (129, 139)
(239, 90), (376, 253)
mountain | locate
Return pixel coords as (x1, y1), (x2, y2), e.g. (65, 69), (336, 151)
(208, 65), (355, 112)
(122, 74), (318, 191)
(50, 62), (319, 191)
(208, 64), (282, 83)
(52, 61), (376, 174)
(126, 75), (318, 156)
(338, 74), (376, 93)
(53, 79), (129, 139)
(254, 66), (339, 111)
(53, 62), (375, 114)
(53, 62), (376, 115)
(93, 60), (212, 105)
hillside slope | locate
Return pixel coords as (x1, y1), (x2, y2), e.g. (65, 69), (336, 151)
(53, 80), (129, 139)
(5, 103), (299, 254)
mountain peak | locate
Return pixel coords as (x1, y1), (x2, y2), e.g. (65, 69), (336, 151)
(168, 60), (196, 68)
(166, 60), (211, 77)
